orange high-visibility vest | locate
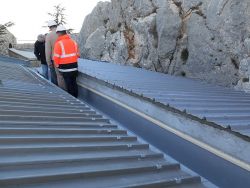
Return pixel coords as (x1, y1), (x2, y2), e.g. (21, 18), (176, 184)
(53, 34), (80, 72)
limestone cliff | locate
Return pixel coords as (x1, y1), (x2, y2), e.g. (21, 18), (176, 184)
(0, 28), (16, 56)
(79, 0), (250, 90)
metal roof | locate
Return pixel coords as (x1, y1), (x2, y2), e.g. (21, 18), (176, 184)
(0, 57), (206, 187)
(78, 59), (250, 138)
(0, 55), (29, 66)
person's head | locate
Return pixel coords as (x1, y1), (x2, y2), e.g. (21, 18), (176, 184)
(47, 20), (57, 31)
(56, 25), (67, 37)
(37, 34), (45, 42)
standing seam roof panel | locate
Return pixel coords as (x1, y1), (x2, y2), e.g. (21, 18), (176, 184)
(0, 58), (206, 188)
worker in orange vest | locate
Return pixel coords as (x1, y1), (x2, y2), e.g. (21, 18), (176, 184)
(53, 25), (80, 98)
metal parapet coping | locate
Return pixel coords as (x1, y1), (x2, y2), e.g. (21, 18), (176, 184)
(78, 80), (250, 172)
(75, 59), (250, 187)
(77, 59), (250, 139)
(79, 72), (250, 142)
(77, 74), (250, 188)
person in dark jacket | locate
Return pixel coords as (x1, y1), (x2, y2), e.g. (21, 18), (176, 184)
(34, 34), (49, 79)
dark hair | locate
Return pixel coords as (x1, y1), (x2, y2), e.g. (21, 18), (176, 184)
(57, 30), (67, 35)
(49, 25), (57, 29)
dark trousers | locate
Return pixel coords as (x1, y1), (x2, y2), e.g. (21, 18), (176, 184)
(50, 62), (58, 86)
(62, 71), (78, 98)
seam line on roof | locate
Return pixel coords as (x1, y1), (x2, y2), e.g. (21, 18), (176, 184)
(78, 82), (250, 172)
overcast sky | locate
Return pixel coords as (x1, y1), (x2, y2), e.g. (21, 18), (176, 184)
(0, 0), (109, 43)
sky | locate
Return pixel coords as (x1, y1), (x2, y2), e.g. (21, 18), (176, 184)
(0, 0), (109, 43)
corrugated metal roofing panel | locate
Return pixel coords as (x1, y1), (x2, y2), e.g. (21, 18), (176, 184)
(78, 59), (250, 138)
(0, 57), (206, 187)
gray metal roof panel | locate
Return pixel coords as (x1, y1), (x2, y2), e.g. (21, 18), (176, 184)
(78, 59), (250, 138)
(0, 57), (206, 187)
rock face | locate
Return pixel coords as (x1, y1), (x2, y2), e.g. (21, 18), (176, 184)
(0, 28), (16, 55)
(79, 0), (250, 90)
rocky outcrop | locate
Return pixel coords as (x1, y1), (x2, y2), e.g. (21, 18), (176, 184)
(79, 0), (250, 90)
(0, 28), (16, 55)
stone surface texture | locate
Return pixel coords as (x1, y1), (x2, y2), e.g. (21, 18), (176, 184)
(79, 0), (250, 91)
(0, 28), (16, 56)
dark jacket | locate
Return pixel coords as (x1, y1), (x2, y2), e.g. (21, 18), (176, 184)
(34, 41), (47, 65)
